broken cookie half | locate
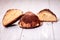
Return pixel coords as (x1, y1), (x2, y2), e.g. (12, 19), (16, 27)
(2, 9), (23, 27)
(37, 9), (57, 22)
(18, 12), (42, 29)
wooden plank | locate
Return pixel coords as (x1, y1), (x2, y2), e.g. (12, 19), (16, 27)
(50, 0), (60, 40)
(0, 25), (23, 40)
(21, 22), (53, 40)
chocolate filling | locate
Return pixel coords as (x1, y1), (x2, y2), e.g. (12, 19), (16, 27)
(21, 12), (40, 23)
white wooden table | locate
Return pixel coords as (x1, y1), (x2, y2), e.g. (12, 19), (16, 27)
(0, 0), (60, 40)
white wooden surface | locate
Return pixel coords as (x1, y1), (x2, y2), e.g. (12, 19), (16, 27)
(50, 0), (60, 40)
(0, 0), (60, 40)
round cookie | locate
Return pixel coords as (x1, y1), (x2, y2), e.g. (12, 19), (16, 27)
(18, 11), (42, 29)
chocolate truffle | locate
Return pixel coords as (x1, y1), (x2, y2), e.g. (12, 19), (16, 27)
(18, 12), (41, 29)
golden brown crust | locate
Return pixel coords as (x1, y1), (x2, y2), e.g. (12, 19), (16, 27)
(37, 9), (57, 22)
(18, 11), (42, 29)
(2, 9), (23, 27)
(39, 9), (57, 18)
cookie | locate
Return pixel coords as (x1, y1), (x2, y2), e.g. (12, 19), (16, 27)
(18, 11), (42, 29)
(37, 9), (57, 22)
(2, 9), (23, 27)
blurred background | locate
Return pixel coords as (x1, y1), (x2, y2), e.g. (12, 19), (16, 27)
(0, 0), (60, 40)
